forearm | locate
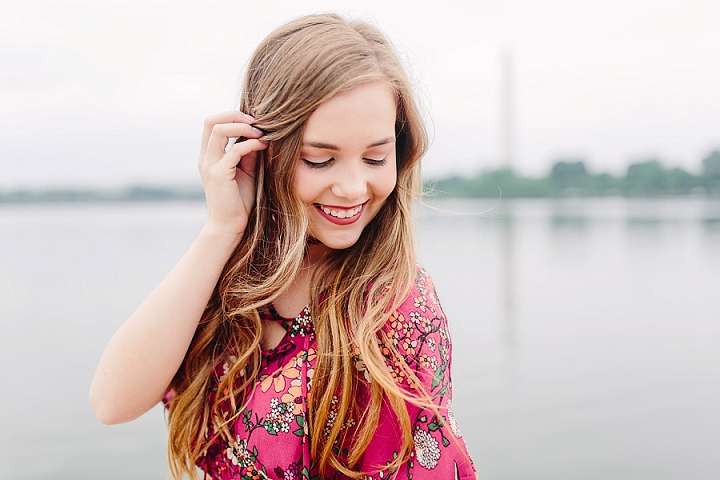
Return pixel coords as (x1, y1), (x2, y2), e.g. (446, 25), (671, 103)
(89, 223), (240, 424)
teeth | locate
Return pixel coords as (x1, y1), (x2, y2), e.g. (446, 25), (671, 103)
(320, 205), (362, 219)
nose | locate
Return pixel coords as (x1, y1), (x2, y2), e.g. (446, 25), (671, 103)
(331, 161), (367, 201)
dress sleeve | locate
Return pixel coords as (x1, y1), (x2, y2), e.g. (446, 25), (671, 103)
(161, 388), (175, 410)
(370, 267), (477, 479)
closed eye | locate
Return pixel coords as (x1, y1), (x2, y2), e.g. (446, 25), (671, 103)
(363, 157), (388, 166)
(302, 158), (334, 169)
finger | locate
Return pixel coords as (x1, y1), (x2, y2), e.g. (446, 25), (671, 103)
(207, 123), (264, 154)
(204, 123), (265, 164)
(219, 139), (268, 174)
(201, 111), (255, 151)
(236, 151), (258, 182)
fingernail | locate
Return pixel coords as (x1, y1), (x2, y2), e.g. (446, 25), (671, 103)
(259, 139), (270, 144)
(252, 127), (263, 135)
(244, 113), (255, 121)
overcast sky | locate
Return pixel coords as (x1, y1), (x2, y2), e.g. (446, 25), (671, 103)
(1, 0), (719, 188)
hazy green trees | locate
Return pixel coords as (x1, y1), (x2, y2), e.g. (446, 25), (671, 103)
(626, 160), (667, 192)
(430, 150), (719, 198)
(3, 151), (719, 203)
(702, 150), (720, 194)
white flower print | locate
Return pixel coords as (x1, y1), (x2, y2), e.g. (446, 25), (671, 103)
(323, 396), (339, 437)
(288, 307), (314, 338)
(220, 355), (238, 382)
(413, 428), (441, 469)
(225, 435), (253, 467)
(352, 350), (372, 383)
(446, 398), (462, 438)
(265, 397), (294, 434)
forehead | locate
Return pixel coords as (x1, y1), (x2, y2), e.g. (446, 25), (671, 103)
(302, 81), (396, 147)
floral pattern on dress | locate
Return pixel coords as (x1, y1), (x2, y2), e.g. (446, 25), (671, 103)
(168, 266), (476, 480)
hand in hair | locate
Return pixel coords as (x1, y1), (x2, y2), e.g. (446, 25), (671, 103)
(198, 111), (268, 240)
(89, 112), (267, 425)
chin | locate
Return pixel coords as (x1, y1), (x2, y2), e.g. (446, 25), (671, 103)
(315, 235), (362, 251)
(306, 217), (368, 251)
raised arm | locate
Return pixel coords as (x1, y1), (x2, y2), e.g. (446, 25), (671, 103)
(89, 112), (267, 424)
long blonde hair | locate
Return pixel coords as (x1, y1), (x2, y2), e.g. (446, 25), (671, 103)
(167, 14), (428, 478)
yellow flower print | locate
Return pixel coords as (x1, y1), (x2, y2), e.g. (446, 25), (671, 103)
(389, 311), (405, 333)
(281, 385), (304, 415)
(410, 312), (432, 333)
(260, 348), (316, 394)
(296, 348), (316, 391)
(413, 295), (427, 312)
(293, 347), (316, 370)
(260, 358), (300, 394)
(376, 336), (393, 359)
(419, 353), (438, 369)
(351, 346), (372, 383)
(400, 321), (414, 338)
(388, 363), (406, 384)
(221, 355), (237, 379)
(401, 337), (418, 356)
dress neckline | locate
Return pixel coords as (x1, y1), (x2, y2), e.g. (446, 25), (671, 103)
(260, 304), (311, 357)
(266, 304), (308, 323)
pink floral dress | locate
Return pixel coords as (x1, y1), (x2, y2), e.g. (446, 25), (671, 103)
(170, 267), (476, 479)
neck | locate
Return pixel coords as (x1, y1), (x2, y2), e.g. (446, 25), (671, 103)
(304, 242), (332, 268)
(271, 242), (332, 318)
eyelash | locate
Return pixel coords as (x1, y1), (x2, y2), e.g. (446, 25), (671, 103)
(365, 157), (388, 166)
(301, 157), (388, 169)
(302, 158), (333, 169)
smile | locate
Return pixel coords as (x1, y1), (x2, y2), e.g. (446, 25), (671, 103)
(318, 204), (362, 219)
(314, 202), (366, 225)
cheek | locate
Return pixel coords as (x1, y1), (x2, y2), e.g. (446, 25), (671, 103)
(376, 163), (398, 200)
(293, 167), (316, 205)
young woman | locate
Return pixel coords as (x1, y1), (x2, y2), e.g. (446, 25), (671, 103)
(90, 13), (477, 480)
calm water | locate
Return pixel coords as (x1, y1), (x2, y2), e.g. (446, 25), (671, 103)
(1, 198), (719, 479)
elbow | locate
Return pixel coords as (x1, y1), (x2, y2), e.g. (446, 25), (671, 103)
(94, 409), (123, 426)
(89, 392), (119, 425)
(89, 387), (133, 425)
(93, 408), (124, 426)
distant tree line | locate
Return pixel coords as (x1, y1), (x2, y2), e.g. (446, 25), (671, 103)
(430, 150), (720, 198)
(3, 151), (719, 203)
(0, 185), (204, 203)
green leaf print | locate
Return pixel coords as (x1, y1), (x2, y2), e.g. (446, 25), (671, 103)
(431, 364), (447, 390)
(264, 421), (278, 435)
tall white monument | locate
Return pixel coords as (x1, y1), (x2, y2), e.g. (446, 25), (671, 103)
(501, 50), (514, 169)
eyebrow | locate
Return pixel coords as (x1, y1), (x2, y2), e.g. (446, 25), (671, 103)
(302, 136), (396, 151)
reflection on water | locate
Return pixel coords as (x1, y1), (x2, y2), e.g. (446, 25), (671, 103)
(1, 198), (719, 479)
(550, 215), (589, 233)
(500, 212), (518, 387)
(417, 197), (720, 479)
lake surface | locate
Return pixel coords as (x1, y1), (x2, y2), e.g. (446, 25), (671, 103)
(1, 198), (719, 479)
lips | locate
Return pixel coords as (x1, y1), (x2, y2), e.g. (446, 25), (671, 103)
(314, 202), (366, 225)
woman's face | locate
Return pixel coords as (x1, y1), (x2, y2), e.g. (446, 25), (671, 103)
(295, 81), (398, 251)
